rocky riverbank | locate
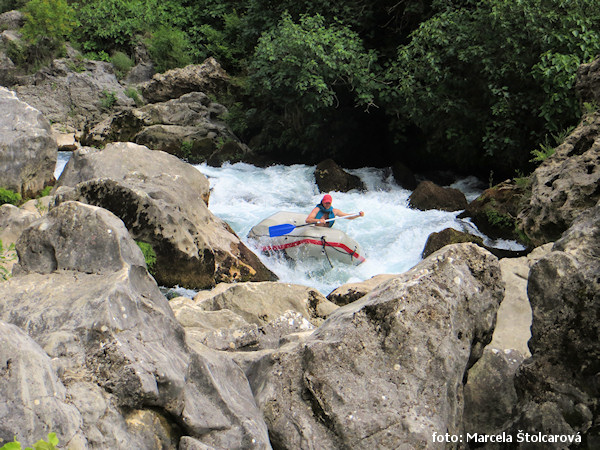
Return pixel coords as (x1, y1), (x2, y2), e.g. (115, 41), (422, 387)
(1, 27), (599, 449)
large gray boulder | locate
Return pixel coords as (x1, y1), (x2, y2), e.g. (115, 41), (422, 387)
(463, 244), (552, 438)
(326, 274), (397, 306)
(192, 282), (338, 327)
(140, 57), (229, 103)
(510, 206), (600, 447)
(55, 142), (277, 289)
(12, 58), (135, 131)
(408, 180), (467, 212)
(517, 113), (600, 246)
(83, 91), (251, 164)
(247, 243), (504, 449)
(0, 201), (271, 449)
(0, 10), (25, 30)
(0, 204), (41, 277)
(0, 321), (86, 448)
(459, 179), (527, 241)
(575, 57), (600, 106)
(0, 87), (56, 196)
(171, 282), (338, 353)
(314, 159), (365, 193)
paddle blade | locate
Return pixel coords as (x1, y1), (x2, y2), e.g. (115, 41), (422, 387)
(268, 223), (297, 237)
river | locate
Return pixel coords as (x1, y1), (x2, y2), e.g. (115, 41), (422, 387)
(55, 153), (524, 295)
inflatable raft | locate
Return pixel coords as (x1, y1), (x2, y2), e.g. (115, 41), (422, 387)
(248, 212), (366, 266)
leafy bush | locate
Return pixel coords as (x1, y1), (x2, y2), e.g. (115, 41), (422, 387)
(74, 0), (178, 53)
(146, 26), (192, 73)
(241, 12), (384, 161)
(383, 0), (600, 176)
(99, 90), (117, 110)
(125, 87), (143, 106)
(250, 13), (380, 113)
(0, 187), (21, 205)
(21, 0), (77, 45)
(110, 51), (134, 78)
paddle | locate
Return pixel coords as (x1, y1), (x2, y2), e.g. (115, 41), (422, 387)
(268, 214), (361, 237)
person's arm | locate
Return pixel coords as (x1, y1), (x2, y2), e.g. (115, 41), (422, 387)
(306, 207), (326, 224)
(333, 209), (365, 219)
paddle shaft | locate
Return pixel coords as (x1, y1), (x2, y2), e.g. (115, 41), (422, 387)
(268, 213), (361, 237)
(303, 213), (360, 227)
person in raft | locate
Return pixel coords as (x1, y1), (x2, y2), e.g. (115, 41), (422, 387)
(306, 194), (365, 227)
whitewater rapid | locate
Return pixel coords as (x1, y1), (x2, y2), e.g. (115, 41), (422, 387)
(54, 153), (522, 295)
(194, 162), (522, 295)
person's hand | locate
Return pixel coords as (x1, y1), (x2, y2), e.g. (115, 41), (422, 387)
(318, 219), (326, 224)
(359, 211), (365, 217)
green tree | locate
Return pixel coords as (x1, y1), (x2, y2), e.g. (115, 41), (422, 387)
(383, 0), (600, 177)
(146, 26), (192, 73)
(74, 0), (185, 54)
(250, 13), (379, 112)
(242, 12), (384, 162)
(21, 0), (77, 45)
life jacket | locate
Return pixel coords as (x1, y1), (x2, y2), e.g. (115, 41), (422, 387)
(315, 203), (335, 227)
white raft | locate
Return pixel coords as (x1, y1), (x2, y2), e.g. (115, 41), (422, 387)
(248, 212), (366, 266)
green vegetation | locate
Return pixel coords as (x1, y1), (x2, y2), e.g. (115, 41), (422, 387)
(146, 26), (192, 73)
(0, 239), (16, 281)
(21, 0), (76, 45)
(7, 0), (600, 176)
(0, 433), (59, 450)
(110, 51), (134, 78)
(125, 86), (143, 106)
(180, 140), (194, 160)
(0, 187), (22, 205)
(485, 208), (515, 229)
(99, 90), (117, 110)
(136, 241), (157, 276)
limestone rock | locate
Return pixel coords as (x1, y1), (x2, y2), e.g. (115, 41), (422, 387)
(422, 227), (530, 260)
(422, 227), (484, 258)
(140, 57), (229, 103)
(0, 10), (25, 30)
(326, 274), (397, 306)
(192, 281), (338, 327)
(459, 179), (527, 241)
(517, 114), (600, 246)
(511, 206), (600, 446)
(462, 244), (552, 439)
(408, 180), (467, 212)
(172, 283), (329, 355)
(0, 204), (40, 277)
(0, 200), (271, 449)
(83, 91), (250, 164)
(55, 143), (276, 289)
(0, 87), (57, 196)
(247, 243), (504, 449)
(0, 204), (40, 244)
(391, 161), (418, 190)
(14, 201), (144, 275)
(314, 159), (365, 193)
(0, 321), (85, 448)
(12, 58), (135, 131)
(576, 57), (600, 106)
(463, 348), (526, 437)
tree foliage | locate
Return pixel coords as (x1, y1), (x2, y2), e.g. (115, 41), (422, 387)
(383, 0), (600, 175)
(21, 0), (76, 45)
(9, 0), (600, 174)
(73, 0), (185, 53)
(250, 13), (380, 112)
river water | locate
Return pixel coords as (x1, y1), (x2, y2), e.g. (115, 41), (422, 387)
(55, 153), (523, 295)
